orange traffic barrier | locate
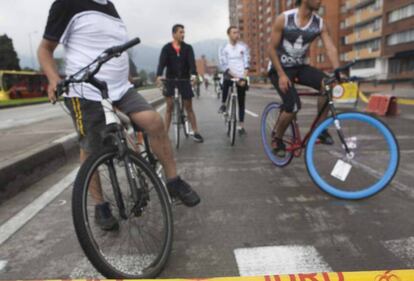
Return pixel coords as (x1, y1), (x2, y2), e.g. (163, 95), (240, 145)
(365, 94), (399, 117)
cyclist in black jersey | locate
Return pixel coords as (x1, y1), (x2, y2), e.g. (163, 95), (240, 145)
(268, 0), (342, 157)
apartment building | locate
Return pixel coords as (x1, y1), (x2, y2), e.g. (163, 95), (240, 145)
(342, 0), (414, 80)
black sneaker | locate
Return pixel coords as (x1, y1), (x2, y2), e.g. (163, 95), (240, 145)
(167, 177), (201, 207)
(95, 202), (119, 231)
(318, 130), (334, 145)
(238, 127), (246, 135)
(218, 105), (226, 114)
(192, 133), (204, 143)
(271, 134), (286, 158)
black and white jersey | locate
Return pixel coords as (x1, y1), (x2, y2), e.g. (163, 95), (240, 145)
(277, 8), (323, 68)
(43, 0), (132, 101)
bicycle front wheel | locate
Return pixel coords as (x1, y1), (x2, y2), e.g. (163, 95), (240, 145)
(230, 97), (237, 146)
(305, 112), (399, 200)
(72, 147), (173, 279)
(173, 101), (181, 150)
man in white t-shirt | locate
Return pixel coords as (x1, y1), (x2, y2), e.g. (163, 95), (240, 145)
(38, 0), (200, 230)
(218, 26), (250, 135)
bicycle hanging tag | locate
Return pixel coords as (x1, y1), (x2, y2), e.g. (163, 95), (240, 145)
(331, 159), (353, 182)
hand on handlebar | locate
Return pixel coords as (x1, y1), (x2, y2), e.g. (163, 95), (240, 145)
(49, 78), (61, 104)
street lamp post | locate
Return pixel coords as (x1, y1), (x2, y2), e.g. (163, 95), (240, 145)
(28, 31), (38, 70)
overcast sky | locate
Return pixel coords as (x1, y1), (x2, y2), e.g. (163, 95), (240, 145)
(0, 0), (229, 68)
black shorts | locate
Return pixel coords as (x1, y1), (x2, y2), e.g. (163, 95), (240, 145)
(163, 80), (194, 100)
(269, 65), (327, 113)
(64, 88), (154, 153)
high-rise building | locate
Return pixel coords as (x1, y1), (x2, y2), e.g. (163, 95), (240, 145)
(229, 0), (342, 77)
(341, 0), (414, 80)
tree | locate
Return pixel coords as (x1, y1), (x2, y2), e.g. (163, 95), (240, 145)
(0, 34), (21, 70)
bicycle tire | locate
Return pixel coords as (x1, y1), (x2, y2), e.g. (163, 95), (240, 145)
(230, 97), (237, 146)
(305, 112), (400, 200)
(261, 102), (295, 167)
(72, 147), (173, 279)
(174, 99), (181, 150)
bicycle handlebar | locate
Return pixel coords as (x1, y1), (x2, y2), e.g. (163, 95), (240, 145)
(104, 37), (141, 56)
(334, 60), (356, 81)
(55, 37), (141, 99)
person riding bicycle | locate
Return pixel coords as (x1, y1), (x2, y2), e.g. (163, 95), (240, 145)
(38, 0), (201, 231)
(268, 0), (341, 157)
(218, 26), (250, 135)
(156, 24), (204, 143)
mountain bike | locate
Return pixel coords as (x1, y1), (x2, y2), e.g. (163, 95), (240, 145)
(161, 79), (191, 150)
(56, 38), (173, 278)
(261, 62), (399, 200)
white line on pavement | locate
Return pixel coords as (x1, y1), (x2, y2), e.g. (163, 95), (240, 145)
(245, 109), (259, 118)
(0, 260), (7, 272)
(383, 237), (414, 268)
(234, 245), (332, 276)
(0, 168), (78, 246)
(52, 132), (78, 144)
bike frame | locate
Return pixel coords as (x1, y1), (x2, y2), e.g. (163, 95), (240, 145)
(283, 85), (351, 158)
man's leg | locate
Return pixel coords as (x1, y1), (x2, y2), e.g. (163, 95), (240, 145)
(64, 97), (118, 230)
(164, 96), (174, 133)
(183, 99), (198, 133)
(129, 110), (200, 206)
(219, 80), (232, 112)
(297, 66), (333, 144)
(117, 89), (200, 206)
(236, 84), (247, 130)
(80, 148), (104, 204)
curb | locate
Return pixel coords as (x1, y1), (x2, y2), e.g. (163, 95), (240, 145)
(0, 97), (165, 204)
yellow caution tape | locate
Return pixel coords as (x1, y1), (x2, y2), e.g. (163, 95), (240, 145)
(40, 269), (414, 281)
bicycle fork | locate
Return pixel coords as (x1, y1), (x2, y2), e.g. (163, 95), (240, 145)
(328, 102), (354, 160)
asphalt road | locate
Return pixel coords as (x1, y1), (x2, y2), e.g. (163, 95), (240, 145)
(0, 87), (413, 279)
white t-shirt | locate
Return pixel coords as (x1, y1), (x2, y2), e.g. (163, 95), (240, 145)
(43, 0), (133, 101)
(219, 42), (251, 78)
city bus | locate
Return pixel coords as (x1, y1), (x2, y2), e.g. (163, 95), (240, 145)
(0, 71), (48, 101)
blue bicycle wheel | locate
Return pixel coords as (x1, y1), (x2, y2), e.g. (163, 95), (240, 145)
(305, 112), (399, 200)
(261, 102), (295, 167)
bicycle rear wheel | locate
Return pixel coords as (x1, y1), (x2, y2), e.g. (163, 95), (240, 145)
(305, 112), (399, 200)
(72, 147), (173, 278)
(261, 102), (295, 167)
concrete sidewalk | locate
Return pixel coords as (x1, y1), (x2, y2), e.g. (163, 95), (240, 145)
(0, 89), (164, 203)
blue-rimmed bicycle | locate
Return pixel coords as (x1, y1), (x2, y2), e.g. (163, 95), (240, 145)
(261, 62), (400, 200)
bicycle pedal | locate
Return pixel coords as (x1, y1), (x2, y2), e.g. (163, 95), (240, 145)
(171, 198), (184, 207)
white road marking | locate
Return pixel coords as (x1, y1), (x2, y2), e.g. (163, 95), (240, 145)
(245, 109), (259, 118)
(0, 168), (78, 246)
(52, 132), (78, 144)
(0, 260), (7, 272)
(383, 237), (414, 267)
(234, 245), (332, 276)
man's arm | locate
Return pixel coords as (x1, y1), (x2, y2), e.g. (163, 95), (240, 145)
(243, 44), (251, 78)
(320, 23), (340, 70)
(188, 45), (197, 76)
(218, 46), (228, 73)
(268, 14), (291, 94)
(38, 39), (60, 103)
(156, 46), (167, 84)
